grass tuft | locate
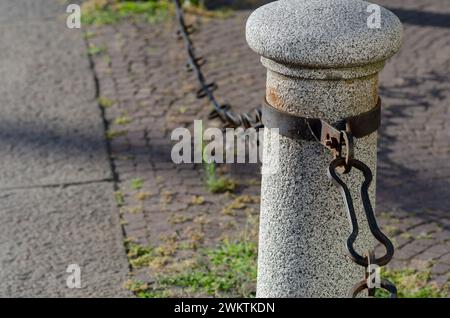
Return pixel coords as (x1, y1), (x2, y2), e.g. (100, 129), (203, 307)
(204, 163), (236, 193)
(114, 115), (132, 125)
(87, 44), (106, 56)
(127, 242), (154, 268)
(131, 178), (144, 190)
(159, 240), (257, 297)
(98, 96), (115, 108)
(376, 267), (448, 298)
(82, 0), (171, 25)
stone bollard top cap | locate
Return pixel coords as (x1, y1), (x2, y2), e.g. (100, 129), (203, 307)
(246, 0), (402, 68)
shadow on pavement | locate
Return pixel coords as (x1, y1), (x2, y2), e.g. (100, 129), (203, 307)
(377, 71), (450, 228)
(388, 7), (450, 29)
(205, 0), (272, 10)
(206, 0), (450, 30)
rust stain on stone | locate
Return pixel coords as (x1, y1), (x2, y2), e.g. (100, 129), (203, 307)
(344, 79), (355, 85)
(267, 87), (283, 110)
(373, 78), (379, 103)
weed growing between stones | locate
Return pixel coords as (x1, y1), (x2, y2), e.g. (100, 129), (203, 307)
(87, 43), (106, 56)
(82, 0), (171, 25)
(221, 195), (259, 216)
(114, 191), (125, 206)
(375, 267), (449, 298)
(98, 96), (115, 108)
(158, 240), (257, 297)
(124, 239), (257, 298)
(127, 241), (155, 267)
(190, 195), (205, 205)
(106, 129), (128, 140)
(130, 178), (144, 190)
(204, 162), (236, 193)
(114, 114), (133, 125)
(123, 216), (448, 298)
(135, 191), (154, 201)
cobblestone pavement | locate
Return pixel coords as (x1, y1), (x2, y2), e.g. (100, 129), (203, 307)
(87, 0), (450, 295)
(0, 0), (130, 297)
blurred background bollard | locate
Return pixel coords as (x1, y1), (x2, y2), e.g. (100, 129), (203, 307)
(246, 0), (402, 297)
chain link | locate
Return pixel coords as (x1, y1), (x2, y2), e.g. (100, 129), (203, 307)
(328, 140), (397, 298)
(173, 0), (263, 130)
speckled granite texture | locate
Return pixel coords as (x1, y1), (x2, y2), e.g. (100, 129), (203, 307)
(247, 0), (402, 297)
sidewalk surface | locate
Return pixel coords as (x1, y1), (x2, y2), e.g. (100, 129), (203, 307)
(0, 0), (130, 297)
(0, 0), (449, 297)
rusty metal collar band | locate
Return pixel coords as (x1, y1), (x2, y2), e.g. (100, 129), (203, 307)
(262, 97), (381, 142)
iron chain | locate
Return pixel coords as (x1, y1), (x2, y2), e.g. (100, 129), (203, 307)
(173, 0), (263, 130)
(327, 133), (397, 298)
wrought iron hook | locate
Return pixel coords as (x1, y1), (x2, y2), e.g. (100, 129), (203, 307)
(328, 158), (395, 267)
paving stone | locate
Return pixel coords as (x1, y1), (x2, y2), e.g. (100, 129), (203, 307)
(408, 223), (440, 237)
(395, 239), (439, 261)
(432, 274), (449, 288)
(431, 262), (450, 276)
(439, 253), (450, 265)
(415, 243), (450, 261)
(86, 0), (450, 295)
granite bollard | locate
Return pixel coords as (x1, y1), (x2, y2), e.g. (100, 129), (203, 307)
(246, 0), (402, 297)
